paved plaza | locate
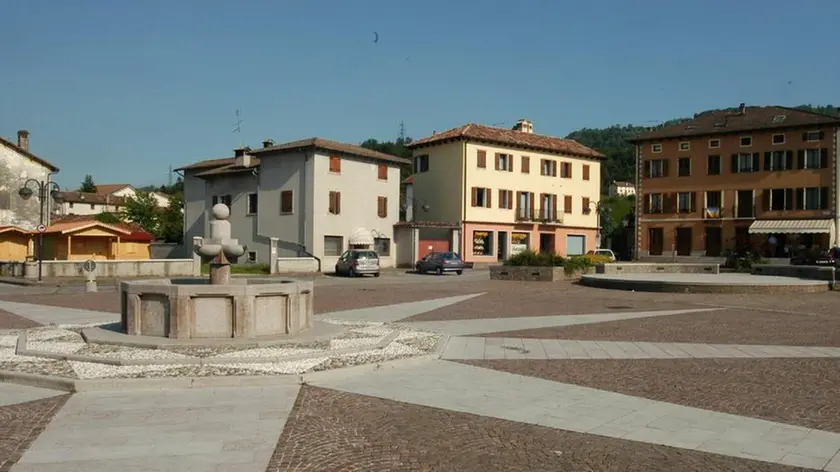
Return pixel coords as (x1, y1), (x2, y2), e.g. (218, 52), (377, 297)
(1, 271), (839, 471)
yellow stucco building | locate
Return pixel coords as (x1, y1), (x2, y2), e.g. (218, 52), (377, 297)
(406, 120), (604, 263)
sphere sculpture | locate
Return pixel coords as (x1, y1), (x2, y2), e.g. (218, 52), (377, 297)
(195, 204), (246, 285)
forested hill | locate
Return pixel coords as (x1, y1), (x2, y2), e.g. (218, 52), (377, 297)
(566, 104), (839, 188)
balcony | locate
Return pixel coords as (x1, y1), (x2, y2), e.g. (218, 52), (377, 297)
(733, 204), (756, 218)
(703, 207), (723, 219)
(537, 208), (563, 223)
(515, 207), (535, 221)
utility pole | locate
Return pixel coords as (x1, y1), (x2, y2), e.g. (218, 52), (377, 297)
(168, 165), (173, 187)
(398, 120), (405, 144)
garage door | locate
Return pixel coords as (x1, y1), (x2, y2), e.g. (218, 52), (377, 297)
(566, 235), (585, 256)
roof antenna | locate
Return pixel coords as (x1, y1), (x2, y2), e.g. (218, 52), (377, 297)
(232, 109), (244, 148)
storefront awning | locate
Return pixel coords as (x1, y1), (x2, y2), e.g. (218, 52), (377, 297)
(748, 219), (835, 234)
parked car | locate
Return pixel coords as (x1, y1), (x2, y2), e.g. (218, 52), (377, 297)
(790, 247), (836, 266)
(586, 248), (617, 262)
(415, 252), (466, 275)
(335, 250), (380, 277)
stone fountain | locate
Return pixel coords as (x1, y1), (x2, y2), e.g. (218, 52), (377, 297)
(119, 204), (314, 341)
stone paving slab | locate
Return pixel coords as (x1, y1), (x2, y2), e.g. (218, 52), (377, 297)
(402, 308), (721, 336)
(307, 358), (840, 469)
(12, 385), (300, 472)
(0, 383), (64, 407)
(322, 293), (485, 323)
(0, 301), (117, 326)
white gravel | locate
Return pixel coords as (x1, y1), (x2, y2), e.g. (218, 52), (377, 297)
(329, 337), (383, 350)
(209, 357), (329, 375)
(26, 341), (85, 355)
(26, 328), (80, 342)
(0, 347), (43, 362)
(0, 334), (18, 347)
(348, 326), (394, 337)
(82, 346), (194, 360)
(393, 330), (437, 342)
(69, 361), (179, 379)
(209, 347), (322, 360)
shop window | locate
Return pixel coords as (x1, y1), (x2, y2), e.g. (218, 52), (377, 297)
(472, 230), (493, 256)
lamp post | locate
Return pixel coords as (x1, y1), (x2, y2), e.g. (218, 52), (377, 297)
(18, 179), (63, 281)
(587, 200), (603, 248)
(622, 211), (636, 261)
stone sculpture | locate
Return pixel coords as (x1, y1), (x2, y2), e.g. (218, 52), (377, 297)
(194, 204), (246, 285)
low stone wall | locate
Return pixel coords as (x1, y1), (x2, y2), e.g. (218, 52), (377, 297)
(752, 264), (836, 281)
(7, 259), (200, 279)
(276, 257), (320, 274)
(596, 263), (720, 275)
(489, 265), (591, 282)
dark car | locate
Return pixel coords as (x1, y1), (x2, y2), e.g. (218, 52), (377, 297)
(790, 247), (836, 266)
(415, 252), (466, 275)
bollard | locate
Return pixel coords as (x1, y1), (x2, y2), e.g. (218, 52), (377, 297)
(83, 259), (97, 293)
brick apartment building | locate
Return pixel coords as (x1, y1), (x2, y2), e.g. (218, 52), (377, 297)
(630, 104), (840, 259)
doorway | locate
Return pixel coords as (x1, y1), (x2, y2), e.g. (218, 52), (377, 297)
(704, 227), (722, 257)
(496, 232), (508, 260)
(539, 233), (555, 254)
(676, 228), (692, 256)
(648, 228), (664, 255)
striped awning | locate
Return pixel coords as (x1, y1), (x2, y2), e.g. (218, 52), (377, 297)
(748, 219), (835, 234)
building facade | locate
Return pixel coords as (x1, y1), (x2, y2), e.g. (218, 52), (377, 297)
(0, 130), (60, 230)
(178, 138), (407, 270)
(96, 184), (171, 208)
(407, 120), (604, 264)
(630, 104), (840, 259)
(609, 180), (636, 197)
(55, 192), (125, 216)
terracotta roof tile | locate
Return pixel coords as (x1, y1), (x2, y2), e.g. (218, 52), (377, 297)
(407, 123), (605, 159)
(631, 106), (840, 142)
(250, 137), (410, 165)
(402, 175), (414, 185)
(0, 135), (59, 172)
(57, 191), (126, 205)
(174, 157), (236, 172)
(94, 184), (132, 195)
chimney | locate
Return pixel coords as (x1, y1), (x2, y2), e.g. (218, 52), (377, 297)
(17, 130), (29, 151)
(262, 139), (274, 149)
(512, 119), (533, 134)
(234, 147), (252, 168)
(739, 103), (746, 115)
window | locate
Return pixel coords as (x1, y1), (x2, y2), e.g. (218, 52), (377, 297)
(0, 190), (9, 210)
(677, 192), (695, 213)
(705, 190), (722, 210)
(90, 204), (96, 210)
(802, 131), (824, 142)
(646, 193), (664, 213)
(731, 153), (759, 173)
(328, 191), (341, 214)
(539, 193), (558, 220)
(765, 188), (793, 211)
(709, 139), (720, 149)
(796, 187), (829, 211)
(582, 165), (590, 181)
(560, 162), (572, 178)
(521, 156), (530, 173)
(800, 149), (827, 169)
(247, 193), (258, 215)
(377, 196), (388, 218)
(707, 155), (721, 175)
(563, 195), (573, 214)
(516, 191), (534, 220)
(772, 133), (785, 145)
(540, 159), (557, 176)
(324, 236), (343, 256)
(498, 189), (513, 209)
(677, 158), (691, 177)
(651, 143), (663, 153)
(374, 237), (391, 256)
(477, 150), (487, 168)
(679, 141), (690, 151)
(582, 196), (591, 214)
(472, 230), (493, 256)
(246, 251), (257, 263)
(377, 164), (388, 180)
(69, 202), (74, 209)
(740, 136), (752, 147)
(212, 194), (232, 208)
(495, 153), (513, 171)
(471, 187), (491, 208)
(414, 155), (429, 173)
(329, 156), (341, 173)
(212, 196), (217, 205)
(280, 190), (293, 214)
(764, 151), (792, 171)
(645, 159), (669, 178)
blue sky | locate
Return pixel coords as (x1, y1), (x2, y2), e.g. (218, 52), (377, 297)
(1, 0), (838, 188)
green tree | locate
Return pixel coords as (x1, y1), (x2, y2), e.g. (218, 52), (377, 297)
(79, 175), (97, 193)
(157, 193), (184, 243)
(360, 137), (413, 181)
(122, 191), (160, 236)
(94, 212), (121, 224)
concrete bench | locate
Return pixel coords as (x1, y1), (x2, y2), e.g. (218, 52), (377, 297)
(752, 264), (836, 281)
(596, 263), (720, 275)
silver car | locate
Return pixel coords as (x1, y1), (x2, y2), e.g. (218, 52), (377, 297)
(335, 250), (381, 277)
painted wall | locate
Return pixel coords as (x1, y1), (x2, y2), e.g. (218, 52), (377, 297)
(311, 151), (401, 269)
(182, 169), (207, 257)
(58, 201), (123, 215)
(0, 144), (55, 229)
(409, 141), (464, 223)
(256, 149), (312, 259)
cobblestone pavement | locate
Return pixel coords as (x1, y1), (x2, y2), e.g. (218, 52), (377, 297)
(462, 358), (840, 433)
(483, 308), (840, 346)
(267, 385), (805, 472)
(0, 394), (69, 472)
(0, 309), (40, 330)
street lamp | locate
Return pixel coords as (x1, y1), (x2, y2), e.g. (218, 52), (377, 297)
(18, 178), (63, 281)
(586, 200), (603, 248)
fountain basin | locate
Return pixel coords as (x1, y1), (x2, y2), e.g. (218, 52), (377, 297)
(120, 278), (314, 340)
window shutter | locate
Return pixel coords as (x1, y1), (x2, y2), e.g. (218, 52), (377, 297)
(795, 188), (804, 210)
(521, 156), (530, 173)
(551, 162), (557, 177)
(508, 157), (514, 172)
(763, 152), (772, 171)
(471, 187), (477, 207)
(662, 159), (669, 177)
(529, 193), (535, 218)
(751, 153), (760, 172)
(802, 132), (808, 141)
(730, 154), (738, 173)
(818, 131), (825, 140)
(820, 148), (829, 168)
(494, 153), (500, 170)
(336, 192), (341, 214)
(378, 164), (388, 180)
(761, 190), (770, 212)
(785, 150), (794, 170)
(663, 193), (671, 213)
(797, 150), (806, 169)
(486, 188), (491, 208)
(551, 194), (557, 219)
(328, 192), (334, 213)
(477, 150), (486, 168)
(583, 165), (590, 180)
(820, 187), (829, 210)
(643, 161), (651, 178)
(508, 191), (513, 209)
(643, 195), (650, 213)
(564, 195), (572, 213)
(498, 189), (504, 208)
(670, 192), (678, 213)
(784, 188), (794, 210)
(690, 192), (697, 212)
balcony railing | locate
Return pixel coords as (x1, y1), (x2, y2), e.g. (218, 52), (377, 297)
(703, 206), (723, 219)
(734, 204), (755, 218)
(537, 208), (563, 223)
(515, 206), (535, 221)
